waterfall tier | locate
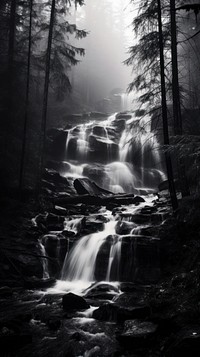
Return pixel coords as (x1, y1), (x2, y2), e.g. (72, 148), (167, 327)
(57, 112), (165, 194)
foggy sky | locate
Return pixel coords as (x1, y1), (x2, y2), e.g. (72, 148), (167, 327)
(71, 0), (135, 108)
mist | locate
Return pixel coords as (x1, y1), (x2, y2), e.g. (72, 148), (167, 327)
(70, 0), (135, 112)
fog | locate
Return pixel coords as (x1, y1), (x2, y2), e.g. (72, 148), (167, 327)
(71, 0), (136, 112)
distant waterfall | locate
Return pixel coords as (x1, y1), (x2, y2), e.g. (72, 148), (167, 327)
(62, 112), (165, 194)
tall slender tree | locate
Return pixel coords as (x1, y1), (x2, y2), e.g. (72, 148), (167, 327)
(19, 0), (33, 193)
(38, 0), (86, 190)
(170, 0), (190, 197)
(157, 0), (178, 210)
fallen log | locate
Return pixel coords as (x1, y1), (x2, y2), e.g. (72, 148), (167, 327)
(54, 194), (145, 207)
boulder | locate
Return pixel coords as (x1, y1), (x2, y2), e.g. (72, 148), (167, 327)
(89, 134), (119, 162)
(83, 164), (105, 186)
(94, 240), (112, 281)
(74, 178), (112, 196)
(116, 220), (136, 235)
(117, 319), (157, 347)
(93, 303), (151, 322)
(85, 282), (119, 300)
(62, 293), (89, 311)
(92, 125), (107, 137)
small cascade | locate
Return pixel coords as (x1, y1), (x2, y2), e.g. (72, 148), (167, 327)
(63, 216), (83, 235)
(61, 213), (117, 282)
(106, 236), (122, 281)
(105, 161), (141, 194)
(76, 124), (89, 160)
(39, 239), (50, 279)
(66, 128), (73, 156)
(63, 161), (85, 178)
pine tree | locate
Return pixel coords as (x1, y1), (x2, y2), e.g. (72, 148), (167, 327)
(38, 0), (87, 191)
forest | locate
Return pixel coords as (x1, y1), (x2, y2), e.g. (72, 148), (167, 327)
(1, 0), (200, 356)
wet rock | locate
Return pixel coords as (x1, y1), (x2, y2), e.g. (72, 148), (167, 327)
(43, 169), (75, 194)
(141, 206), (157, 214)
(83, 164), (105, 186)
(117, 319), (157, 347)
(82, 216), (105, 235)
(120, 235), (160, 283)
(106, 203), (118, 211)
(46, 213), (65, 231)
(133, 196), (145, 204)
(121, 213), (151, 224)
(93, 303), (151, 322)
(85, 282), (119, 300)
(43, 234), (60, 256)
(95, 241), (112, 281)
(89, 134), (119, 162)
(116, 220), (136, 235)
(112, 119), (126, 132)
(116, 113), (132, 120)
(92, 125), (107, 137)
(74, 177), (112, 196)
(62, 293), (89, 311)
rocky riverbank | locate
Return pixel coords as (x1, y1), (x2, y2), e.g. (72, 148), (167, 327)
(1, 173), (200, 356)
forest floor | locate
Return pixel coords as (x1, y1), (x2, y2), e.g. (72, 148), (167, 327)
(1, 183), (200, 356)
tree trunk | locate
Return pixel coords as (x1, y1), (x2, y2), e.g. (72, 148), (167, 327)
(4, 0), (16, 156)
(170, 0), (190, 197)
(38, 0), (56, 191)
(19, 0), (33, 193)
(157, 0), (178, 211)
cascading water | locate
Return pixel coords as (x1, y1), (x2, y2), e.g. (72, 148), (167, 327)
(61, 212), (117, 282)
(39, 239), (50, 279)
(62, 111), (165, 194)
(48, 111), (165, 293)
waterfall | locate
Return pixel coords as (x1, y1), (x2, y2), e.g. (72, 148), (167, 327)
(62, 112), (165, 193)
(47, 111), (164, 292)
(61, 213), (117, 282)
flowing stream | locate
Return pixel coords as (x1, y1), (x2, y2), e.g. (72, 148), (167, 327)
(43, 111), (165, 294)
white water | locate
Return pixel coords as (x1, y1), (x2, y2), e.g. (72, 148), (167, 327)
(62, 112), (165, 193)
(106, 235), (122, 281)
(45, 111), (164, 293)
(61, 213), (117, 282)
(39, 241), (50, 279)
